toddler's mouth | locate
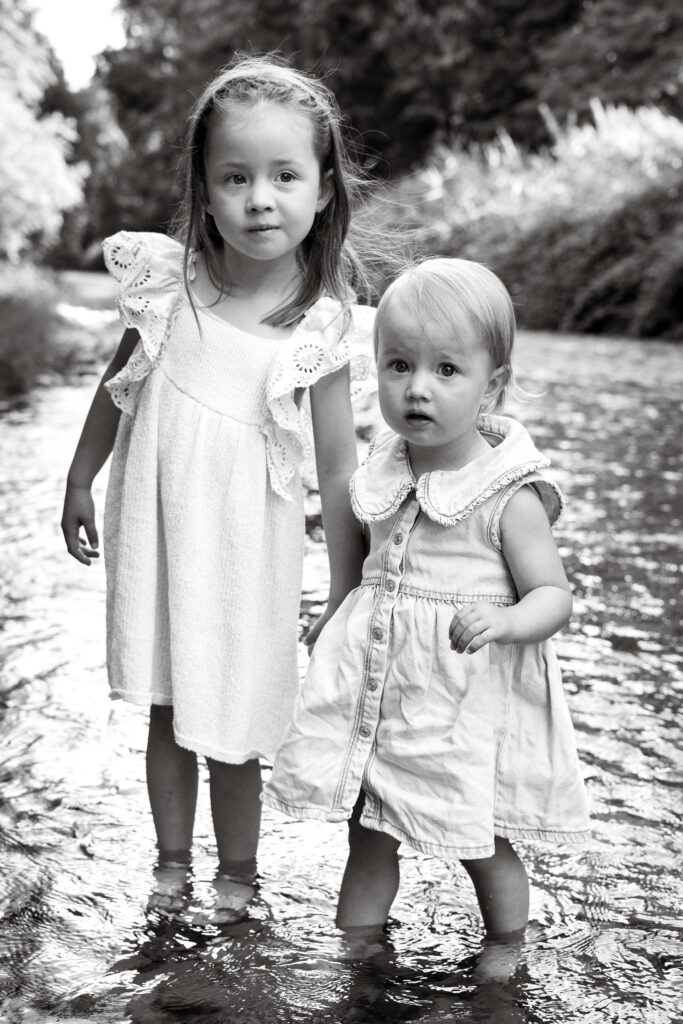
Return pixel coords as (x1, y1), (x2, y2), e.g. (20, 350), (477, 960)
(405, 411), (433, 424)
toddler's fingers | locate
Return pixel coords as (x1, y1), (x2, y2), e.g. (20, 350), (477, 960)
(464, 629), (492, 654)
(448, 620), (468, 648)
(451, 620), (480, 653)
(448, 605), (476, 640)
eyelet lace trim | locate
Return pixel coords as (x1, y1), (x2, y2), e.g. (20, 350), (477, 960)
(263, 299), (376, 500)
(102, 231), (189, 415)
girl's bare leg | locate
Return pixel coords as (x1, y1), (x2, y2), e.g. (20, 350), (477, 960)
(206, 757), (262, 876)
(460, 836), (529, 939)
(336, 816), (401, 929)
(146, 705), (198, 863)
(204, 757), (262, 923)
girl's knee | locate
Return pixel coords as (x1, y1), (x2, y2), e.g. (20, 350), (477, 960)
(150, 704), (173, 724)
(206, 756), (260, 779)
(148, 704), (176, 742)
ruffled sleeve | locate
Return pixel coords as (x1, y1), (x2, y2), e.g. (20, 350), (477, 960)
(263, 297), (377, 500)
(102, 231), (187, 415)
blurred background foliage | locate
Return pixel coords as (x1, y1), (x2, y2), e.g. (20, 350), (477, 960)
(1, 0), (682, 397)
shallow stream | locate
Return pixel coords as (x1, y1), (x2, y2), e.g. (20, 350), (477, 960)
(0, 295), (681, 1023)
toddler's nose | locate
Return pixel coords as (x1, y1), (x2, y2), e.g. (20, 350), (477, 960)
(405, 371), (432, 400)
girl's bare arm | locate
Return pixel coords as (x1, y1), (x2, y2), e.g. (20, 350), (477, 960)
(61, 328), (139, 564)
(307, 363), (365, 643)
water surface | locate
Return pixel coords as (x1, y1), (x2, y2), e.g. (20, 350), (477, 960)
(0, 308), (681, 1023)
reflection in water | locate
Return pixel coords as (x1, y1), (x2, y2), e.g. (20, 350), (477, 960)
(0, 325), (682, 1022)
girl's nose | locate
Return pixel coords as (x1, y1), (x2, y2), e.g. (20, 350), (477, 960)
(246, 180), (274, 212)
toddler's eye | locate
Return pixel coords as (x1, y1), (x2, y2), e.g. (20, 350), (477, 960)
(439, 363), (457, 377)
(389, 359), (409, 373)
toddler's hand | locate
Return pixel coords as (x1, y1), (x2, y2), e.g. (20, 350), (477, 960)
(303, 605), (336, 655)
(61, 483), (100, 565)
(449, 602), (513, 654)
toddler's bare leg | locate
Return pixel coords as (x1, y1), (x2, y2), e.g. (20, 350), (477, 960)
(460, 836), (529, 939)
(336, 816), (401, 929)
(206, 757), (262, 876)
(146, 704), (198, 863)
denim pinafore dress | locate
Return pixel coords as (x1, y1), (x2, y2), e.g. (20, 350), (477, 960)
(265, 415), (590, 860)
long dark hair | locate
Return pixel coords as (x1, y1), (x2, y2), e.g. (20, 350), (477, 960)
(174, 54), (379, 327)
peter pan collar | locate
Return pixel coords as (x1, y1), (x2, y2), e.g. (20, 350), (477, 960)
(350, 414), (563, 526)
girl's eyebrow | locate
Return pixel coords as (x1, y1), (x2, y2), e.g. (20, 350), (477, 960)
(214, 156), (308, 169)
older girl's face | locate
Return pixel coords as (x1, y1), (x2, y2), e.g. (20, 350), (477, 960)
(204, 100), (332, 269)
(376, 290), (503, 469)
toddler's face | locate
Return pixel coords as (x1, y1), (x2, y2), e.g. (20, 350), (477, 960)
(376, 291), (499, 465)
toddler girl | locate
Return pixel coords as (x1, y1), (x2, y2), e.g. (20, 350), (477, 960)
(265, 258), (590, 941)
(61, 56), (376, 922)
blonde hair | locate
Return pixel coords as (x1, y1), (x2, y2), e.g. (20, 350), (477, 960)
(375, 258), (516, 412)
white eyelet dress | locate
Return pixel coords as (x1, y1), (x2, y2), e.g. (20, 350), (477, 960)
(101, 231), (375, 764)
(264, 417), (591, 859)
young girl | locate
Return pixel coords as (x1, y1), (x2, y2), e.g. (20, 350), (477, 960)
(61, 56), (376, 922)
(264, 258), (590, 941)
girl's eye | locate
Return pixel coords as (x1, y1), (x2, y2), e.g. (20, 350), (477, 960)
(439, 363), (458, 377)
(225, 173), (246, 185)
(277, 171), (297, 183)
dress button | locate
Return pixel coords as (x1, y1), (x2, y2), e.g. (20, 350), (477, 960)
(359, 726), (371, 738)
(372, 626), (384, 641)
(385, 579), (396, 592)
(367, 678), (378, 691)
(393, 533), (403, 545)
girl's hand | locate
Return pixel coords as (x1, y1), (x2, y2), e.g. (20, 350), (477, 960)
(61, 483), (100, 565)
(448, 602), (513, 654)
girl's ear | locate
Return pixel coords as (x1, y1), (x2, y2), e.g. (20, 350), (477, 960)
(316, 169), (334, 213)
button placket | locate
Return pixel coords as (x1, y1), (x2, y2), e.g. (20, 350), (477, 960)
(359, 501), (418, 721)
(337, 498), (420, 811)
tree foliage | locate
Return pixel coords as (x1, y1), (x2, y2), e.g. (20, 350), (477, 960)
(93, 0), (683, 237)
(0, 0), (84, 260)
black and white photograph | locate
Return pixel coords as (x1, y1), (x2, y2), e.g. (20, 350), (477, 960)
(0, 1), (681, 1021)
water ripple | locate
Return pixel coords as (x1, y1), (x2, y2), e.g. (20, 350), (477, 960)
(1, 330), (682, 1022)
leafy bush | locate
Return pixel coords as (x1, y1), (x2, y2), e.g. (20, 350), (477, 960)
(494, 184), (683, 338)
(392, 102), (683, 339)
(0, 263), (58, 396)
